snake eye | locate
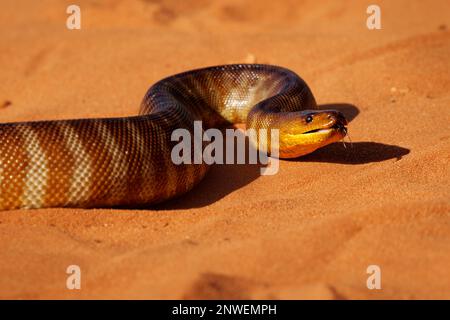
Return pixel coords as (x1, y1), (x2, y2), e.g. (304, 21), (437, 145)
(306, 115), (313, 123)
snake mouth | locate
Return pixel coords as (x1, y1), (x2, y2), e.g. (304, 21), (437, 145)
(302, 123), (347, 135)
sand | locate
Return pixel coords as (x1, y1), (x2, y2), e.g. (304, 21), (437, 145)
(0, 0), (449, 299)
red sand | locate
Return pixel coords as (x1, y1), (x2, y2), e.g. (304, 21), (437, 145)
(0, 0), (449, 299)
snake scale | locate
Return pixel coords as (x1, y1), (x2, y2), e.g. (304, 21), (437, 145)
(0, 64), (347, 210)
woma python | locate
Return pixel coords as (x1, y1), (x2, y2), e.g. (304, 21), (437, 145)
(0, 64), (347, 210)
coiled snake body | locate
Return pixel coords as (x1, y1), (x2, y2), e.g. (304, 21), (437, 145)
(0, 64), (347, 210)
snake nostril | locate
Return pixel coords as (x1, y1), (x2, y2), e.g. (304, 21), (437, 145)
(327, 114), (336, 122)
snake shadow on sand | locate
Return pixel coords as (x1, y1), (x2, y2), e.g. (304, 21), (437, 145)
(155, 103), (410, 210)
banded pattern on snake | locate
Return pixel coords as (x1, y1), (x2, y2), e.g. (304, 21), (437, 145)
(0, 64), (347, 210)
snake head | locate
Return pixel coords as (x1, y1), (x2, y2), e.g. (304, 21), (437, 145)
(277, 110), (348, 158)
